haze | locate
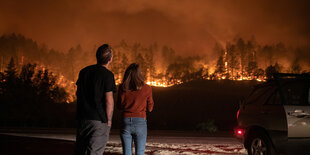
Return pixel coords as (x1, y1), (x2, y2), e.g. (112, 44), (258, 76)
(0, 0), (310, 57)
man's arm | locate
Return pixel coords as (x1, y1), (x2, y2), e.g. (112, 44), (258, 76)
(105, 91), (114, 126)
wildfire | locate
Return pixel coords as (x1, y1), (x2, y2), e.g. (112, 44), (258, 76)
(146, 80), (169, 87)
(114, 76), (182, 88)
(56, 75), (76, 103)
(146, 78), (182, 87)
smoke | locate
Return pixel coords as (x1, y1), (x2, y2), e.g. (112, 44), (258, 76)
(0, 0), (310, 63)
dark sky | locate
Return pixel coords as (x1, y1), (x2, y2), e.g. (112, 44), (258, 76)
(1, 0), (310, 56)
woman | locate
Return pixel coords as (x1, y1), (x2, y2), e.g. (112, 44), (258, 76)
(117, 63), (154, 155)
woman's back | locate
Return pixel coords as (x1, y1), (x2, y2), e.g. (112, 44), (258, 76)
(117, 63), (154, 155)
(117, 84), (154, 118)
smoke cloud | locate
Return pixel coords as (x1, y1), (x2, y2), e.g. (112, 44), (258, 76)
(0, 0), (309, 60)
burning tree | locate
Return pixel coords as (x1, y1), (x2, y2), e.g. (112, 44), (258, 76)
(0, 33), (309, 93)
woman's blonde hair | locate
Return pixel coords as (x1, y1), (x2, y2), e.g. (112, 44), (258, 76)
(121, 63), (145, 91)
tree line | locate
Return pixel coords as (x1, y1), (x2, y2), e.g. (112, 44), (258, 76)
(0, 58), (75, 127)
(213, 37), (308, 80)
(0, 33), (309, 128)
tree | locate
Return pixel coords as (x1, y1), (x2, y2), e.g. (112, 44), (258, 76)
(136, 53), (147, 77)
(110, 50), (121, 79)
(4, 58), (18, 81)
(145, 47), (155, 80)
(161, 45), (176, 66)
(254, 68), (265, 78)
(291, 58), (302, 74)
(166, 63), (183, 82)
(262, 45), (274, 66)
(265, 65), (279, 81)
(236, 38), (246, 74)
(226, 43), (239, 77)
(0, 72), (4, 93)
(121, 53), (129, 74)
(246, 61), (258, 75)
(215, 56), (225, 74)
(20, 63), (36, 83)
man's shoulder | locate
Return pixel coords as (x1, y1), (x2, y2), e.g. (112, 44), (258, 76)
(100, 67), (114, 76)
(80, 64), (96, 72)
(80, 65), (114, 78)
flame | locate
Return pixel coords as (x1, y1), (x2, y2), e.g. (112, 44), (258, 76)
(48, 50), (267, 103)
(52, 66), (266, 104)
(145, 77), (182, 87)
(55, 75), (76, 103)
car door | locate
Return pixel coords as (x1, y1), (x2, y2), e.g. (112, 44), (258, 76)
(281, 80), (310, 138)
(262, 89), (287, 132)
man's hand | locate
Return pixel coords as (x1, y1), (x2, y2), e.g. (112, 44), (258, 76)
(107, 120), (112, 127)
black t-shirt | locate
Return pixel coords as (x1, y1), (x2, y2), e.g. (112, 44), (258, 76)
(76, 64), (116, 122)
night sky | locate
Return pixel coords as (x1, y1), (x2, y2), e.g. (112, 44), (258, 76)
(1, 0), (310, 58)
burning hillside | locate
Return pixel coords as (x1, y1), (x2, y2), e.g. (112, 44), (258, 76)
(0, 34), (309, 102)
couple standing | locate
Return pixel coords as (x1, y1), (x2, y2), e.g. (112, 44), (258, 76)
(75, 44), (154, 155)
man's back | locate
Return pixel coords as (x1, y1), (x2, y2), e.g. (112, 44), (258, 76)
(75, 44), (115, 155)
(76, 64), (116, 122)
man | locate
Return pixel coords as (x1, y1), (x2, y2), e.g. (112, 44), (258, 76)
(75, 44), (116, 155)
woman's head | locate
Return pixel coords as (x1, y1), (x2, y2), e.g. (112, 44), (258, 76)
(121, 63), (145, 91)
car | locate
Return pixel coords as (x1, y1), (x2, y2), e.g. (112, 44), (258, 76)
(234, 73), (310, 155)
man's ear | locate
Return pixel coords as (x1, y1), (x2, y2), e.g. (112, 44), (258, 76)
(107, 56), (113, 64)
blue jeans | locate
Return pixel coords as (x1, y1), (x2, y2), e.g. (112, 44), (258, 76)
(120, 117), (147, 155)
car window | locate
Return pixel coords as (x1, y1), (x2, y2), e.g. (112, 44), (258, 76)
(246, 86), (274, 105)
(282, 81), (309, 106)
(265, 89), (281, 105)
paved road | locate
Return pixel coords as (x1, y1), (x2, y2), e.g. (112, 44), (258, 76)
(0, 129), (247, 155)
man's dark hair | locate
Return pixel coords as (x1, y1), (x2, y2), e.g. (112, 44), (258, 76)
(96, 44), (112, 65)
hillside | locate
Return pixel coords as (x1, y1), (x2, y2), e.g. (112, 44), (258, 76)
(113, 79), (259, 131)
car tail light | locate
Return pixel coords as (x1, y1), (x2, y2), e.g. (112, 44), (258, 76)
(236, 129), (243, 135)
(234, 128), (245, 137)
(237, 110), (240, 120)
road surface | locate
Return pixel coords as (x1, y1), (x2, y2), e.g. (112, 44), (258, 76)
(0, 129), (247, 155)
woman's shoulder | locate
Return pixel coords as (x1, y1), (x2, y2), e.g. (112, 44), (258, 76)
(143, 84), (152, 90)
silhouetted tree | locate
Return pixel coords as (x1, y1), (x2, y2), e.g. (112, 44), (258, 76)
(261, 45), (274, 66)
(145, 47), (155, 79)
(254, 68), (265, 78)
(120, 53), (129, 75)
(226, 43), (239, 77)
(4, 58), (18, 82)
(136, 53), (147, 77)
(20, 63), (36, 83)
(291, 58), (302, 74)
(215, 56), (225, 74)
(265, 65), (279, 81)
(236, 38), (246, 74)
(246, 61), (258, 75)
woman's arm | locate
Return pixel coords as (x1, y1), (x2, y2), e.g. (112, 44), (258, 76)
(147, 87), (154, 112)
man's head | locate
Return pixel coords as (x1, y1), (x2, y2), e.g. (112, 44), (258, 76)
(96, 44), (113, 66)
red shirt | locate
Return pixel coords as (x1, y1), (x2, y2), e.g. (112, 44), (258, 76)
(117, 84), (154, 118)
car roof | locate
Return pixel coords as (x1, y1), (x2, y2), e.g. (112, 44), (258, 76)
(255, 73), (310, 89)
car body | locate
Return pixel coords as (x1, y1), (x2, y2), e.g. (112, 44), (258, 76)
(235, 73), (310, 155)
